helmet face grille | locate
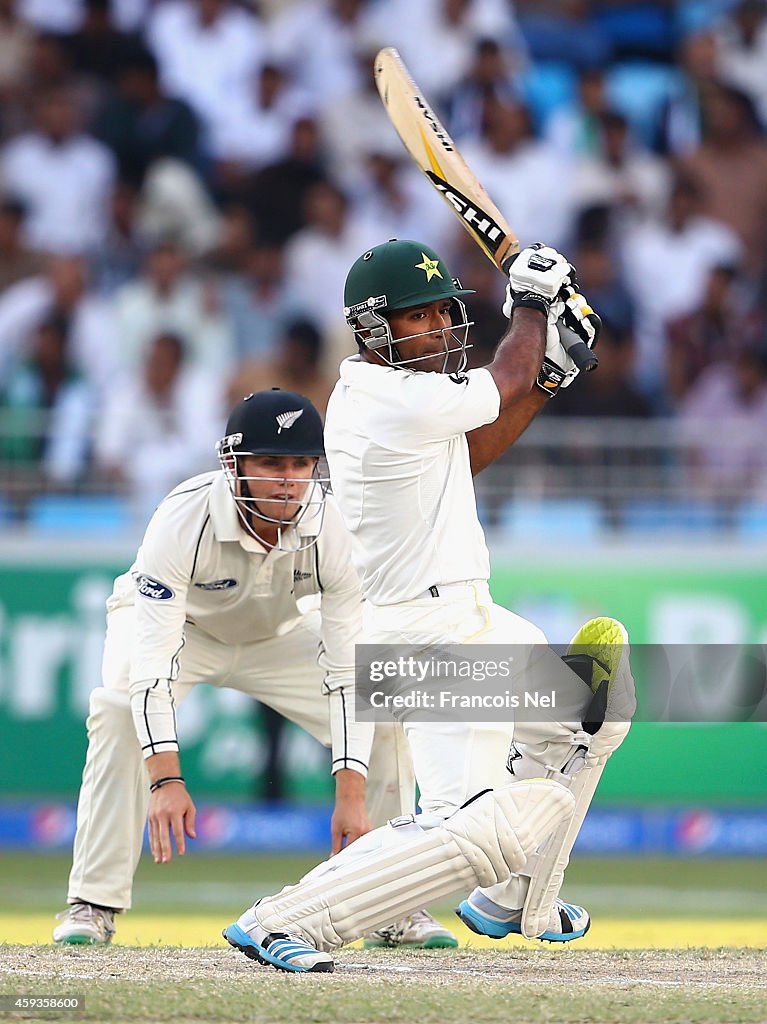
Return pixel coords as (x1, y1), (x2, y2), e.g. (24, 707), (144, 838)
(347, 297), (474, 373)
(218, 450), (330, 552)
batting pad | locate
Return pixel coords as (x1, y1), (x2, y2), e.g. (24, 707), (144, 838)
(254, 779), (575, 951)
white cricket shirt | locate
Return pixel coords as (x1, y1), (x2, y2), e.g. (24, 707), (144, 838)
(325, 357), (501, 605)
(108, 470), (372, 773)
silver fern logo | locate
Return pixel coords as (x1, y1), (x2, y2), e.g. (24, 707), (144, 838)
(276, 409), (304, 433)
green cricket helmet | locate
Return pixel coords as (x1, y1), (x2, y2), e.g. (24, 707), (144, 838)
(343, 239), (474, 372)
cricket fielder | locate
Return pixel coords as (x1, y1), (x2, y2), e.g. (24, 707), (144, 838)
(223, 241), (636, 972)
(53, 388), (455, 949)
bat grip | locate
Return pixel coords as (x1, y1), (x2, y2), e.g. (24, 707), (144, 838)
(499, 254), (599, 371)
(557, 320), (599, 373)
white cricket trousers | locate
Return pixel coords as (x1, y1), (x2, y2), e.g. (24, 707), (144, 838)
(67, 606), (414, 910)
(363, 581), (548, 817)
(364, 580), (587, 910)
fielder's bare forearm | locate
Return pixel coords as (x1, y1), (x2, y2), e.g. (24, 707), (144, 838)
(146, 750), (182, 786)
(334, 767), (366, 797)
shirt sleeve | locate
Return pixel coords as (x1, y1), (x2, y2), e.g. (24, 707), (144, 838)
(383, 366), (501, 445)
(316, 499), (374, 776)
(127, 498), (197, 758)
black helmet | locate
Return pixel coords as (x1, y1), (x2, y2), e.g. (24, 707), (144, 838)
(216, 389), (328, 551)
(219, 389), (324, 458)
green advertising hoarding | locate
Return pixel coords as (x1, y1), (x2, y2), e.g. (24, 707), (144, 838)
(0, 547), (335, 803)
(0, 544), (764, 803)
(491, 552), (767, 802)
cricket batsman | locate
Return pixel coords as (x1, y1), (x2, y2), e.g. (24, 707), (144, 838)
(222, 241), (636, 973)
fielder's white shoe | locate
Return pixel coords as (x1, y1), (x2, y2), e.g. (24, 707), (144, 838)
(363, 909), (459, 949)
(53, 903), (116, 945)
(456, 892), (590, 942)
(223, 905), (333, 973)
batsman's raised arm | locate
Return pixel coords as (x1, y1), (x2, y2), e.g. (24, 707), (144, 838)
(468, 243), (583, 475)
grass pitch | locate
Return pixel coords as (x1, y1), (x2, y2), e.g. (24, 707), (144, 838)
(1, 853), (765, 1023)
(1, 946), (765, 1024)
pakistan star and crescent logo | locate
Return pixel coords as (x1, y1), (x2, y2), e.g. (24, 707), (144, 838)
(415, 253), (443, 282)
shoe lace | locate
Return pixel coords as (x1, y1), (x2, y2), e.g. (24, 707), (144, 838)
(268, 930), (313, 950)
(373, 910), (434, 941)
(409, 910), (436, 927)
(57, 903), (114, 927)
(371, 920), (405, 942)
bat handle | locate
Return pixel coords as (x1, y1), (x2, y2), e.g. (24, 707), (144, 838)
(499, 254), (599, 371)
(557, 319), (599, 373)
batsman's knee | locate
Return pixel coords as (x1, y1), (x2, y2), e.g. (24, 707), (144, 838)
(251, 779), (575, 950)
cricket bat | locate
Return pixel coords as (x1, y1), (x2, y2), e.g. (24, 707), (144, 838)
(374, 46), (598, 372)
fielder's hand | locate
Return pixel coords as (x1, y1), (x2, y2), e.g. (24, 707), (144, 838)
(503, 243), (574, 322)
(536, 290), (601, 397)
(148, 782), (197, 863)
(331, 768), (372, 854)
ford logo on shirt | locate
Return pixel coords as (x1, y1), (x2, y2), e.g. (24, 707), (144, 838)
(135, 574), (174, 600)
(194, 579), (238, 591)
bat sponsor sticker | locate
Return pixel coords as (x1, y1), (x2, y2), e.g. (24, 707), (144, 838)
(425, 173), (504, 251)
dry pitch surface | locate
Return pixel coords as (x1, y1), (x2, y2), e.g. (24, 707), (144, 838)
(2, 944), (766, 1024)
(3, 856), (765, 1022)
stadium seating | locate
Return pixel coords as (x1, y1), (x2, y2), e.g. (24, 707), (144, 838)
(606, 61), (683, 146)
(620, 499), (723, 534)
(520, 61), (577, 127)
(0, 496), (16, 525)
(26, 494), (133, 535)
(733, 503), (767, 537)
(496, 497), (605, 539)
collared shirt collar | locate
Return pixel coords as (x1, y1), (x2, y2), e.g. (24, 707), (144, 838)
(339, 354), (396, 385)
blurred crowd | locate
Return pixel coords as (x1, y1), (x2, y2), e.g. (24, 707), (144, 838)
(1, 0), (767, 521)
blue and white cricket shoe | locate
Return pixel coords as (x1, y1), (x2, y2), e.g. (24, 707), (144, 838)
(456, 892), (590, 943)
(223, 907), (334, 973)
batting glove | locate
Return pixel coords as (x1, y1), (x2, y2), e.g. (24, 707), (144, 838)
(536, 290), (601, 398)
(561, 287), (601, 351)
(537, 323), (579, 396)
(503, 243), (574, 322)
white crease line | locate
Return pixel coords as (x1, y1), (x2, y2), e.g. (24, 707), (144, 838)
(339, 963), (750, 986)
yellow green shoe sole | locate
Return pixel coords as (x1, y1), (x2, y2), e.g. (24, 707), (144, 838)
(568, 616), (627, 694)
